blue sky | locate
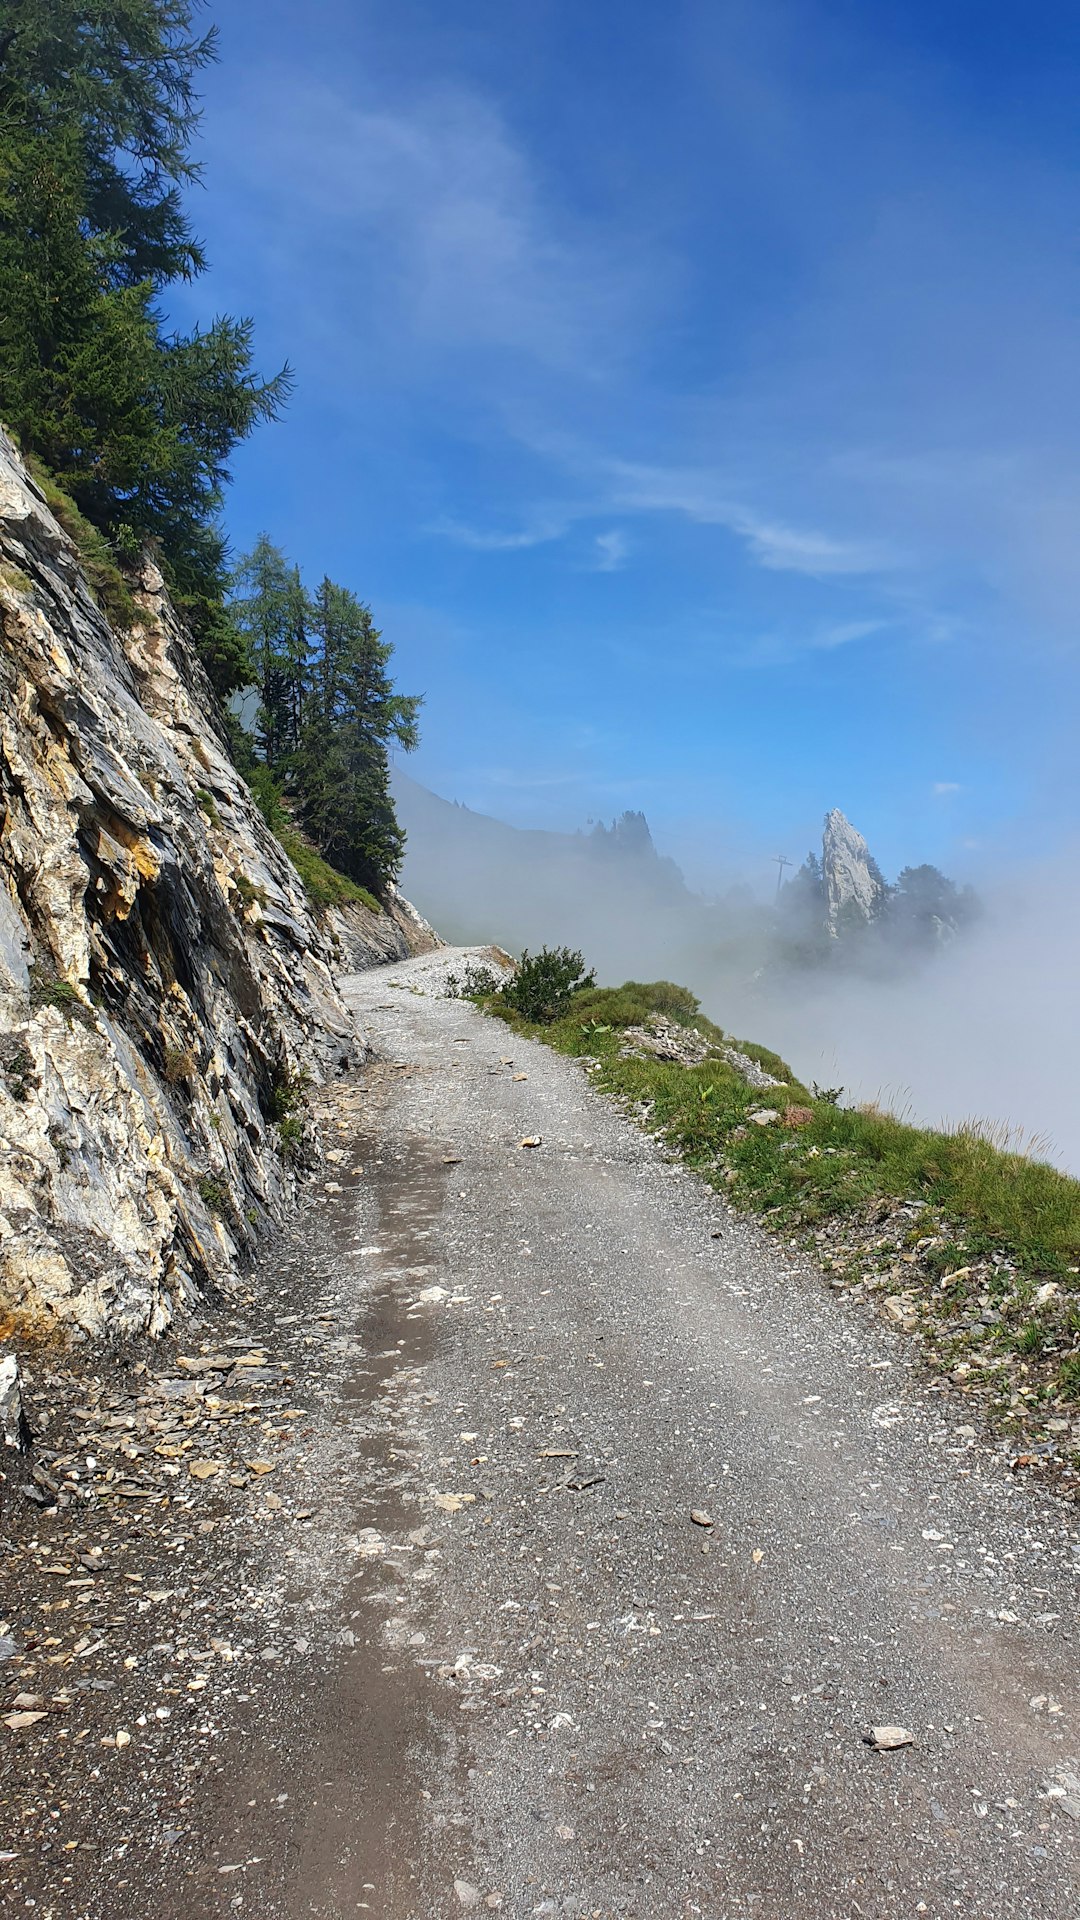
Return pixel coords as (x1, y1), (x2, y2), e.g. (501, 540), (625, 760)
(179, 0), (1080, 889)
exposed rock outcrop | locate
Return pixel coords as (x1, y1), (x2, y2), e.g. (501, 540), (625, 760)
(821, 807), (886, 931)
(0, 430), (434, 1337)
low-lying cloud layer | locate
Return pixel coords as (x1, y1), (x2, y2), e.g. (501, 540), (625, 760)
(397, 772), (1080, 1174)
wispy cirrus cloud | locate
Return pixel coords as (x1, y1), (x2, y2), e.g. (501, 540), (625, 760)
(432, 513), (568, 552)
(208, 73), (664, 380)
(604, 459), (892, 577)
(592, 529), (628, 572)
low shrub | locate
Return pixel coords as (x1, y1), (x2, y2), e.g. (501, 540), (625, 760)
(445, 961), (502, 999)
(1, 1040), (37, 1102)
(233, 872), (268, 910)
(163, 1043), (197, 1085)
(499, 947), (596, 1025)
(197, 1176), (229, 1214)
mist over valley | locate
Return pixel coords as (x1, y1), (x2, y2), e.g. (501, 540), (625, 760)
(395, 768), (1077, 1170)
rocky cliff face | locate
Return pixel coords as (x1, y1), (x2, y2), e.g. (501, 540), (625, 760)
(0, 431), (435, 1338)
(821, 808), (886, 931)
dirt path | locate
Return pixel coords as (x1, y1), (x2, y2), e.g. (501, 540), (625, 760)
(4, 946), (1080, 1918)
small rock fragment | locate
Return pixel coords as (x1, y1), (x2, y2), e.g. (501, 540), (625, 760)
(865, 1725), (914, 1751)
(690, 1509), (713, 1529)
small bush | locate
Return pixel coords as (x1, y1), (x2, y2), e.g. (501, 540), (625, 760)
(276, 1112), (305, 1161)
(163, 1043), (197, 1085)
(1, 1040), (37, 1102)
(445, 962), (502, 999)
(266, 1061), (309, 1122)
(195, 787), (221, 828)
(29, 966), (94, 1025)
(197, 1176), (229, 1214)
(500, 947), (596, 1025)
(233, 872), (268, 910)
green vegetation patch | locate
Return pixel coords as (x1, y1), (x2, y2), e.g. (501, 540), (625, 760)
(195, 787), (221, 828)
(274, 825), (380, 915)
(26, 459), (137, 632)
(476, 972), (1080, 1473)
(28, 965), (95, 1027)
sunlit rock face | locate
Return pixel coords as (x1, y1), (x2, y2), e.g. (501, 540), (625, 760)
(0, 431), (433, 1336)
(821, 808), (886, 931)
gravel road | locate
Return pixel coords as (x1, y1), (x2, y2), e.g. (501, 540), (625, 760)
(6, 946), (1080, 1919)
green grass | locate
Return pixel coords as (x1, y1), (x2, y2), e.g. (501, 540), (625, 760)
(233, 871), (268, 910)
(488, 977), (1080, 1280)
(195, 787), (221, 828)
(28, 966), (95, 1026)
(26, 456), (137, 632)
(483, 977), (1080, 1458)
(273, 826), (380, 914)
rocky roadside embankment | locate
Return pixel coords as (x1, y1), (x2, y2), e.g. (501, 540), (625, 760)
(0, 428), (435, 1342)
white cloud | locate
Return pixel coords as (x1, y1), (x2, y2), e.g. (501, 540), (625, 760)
(604, 460), (890, 576)
(593, 530), (628, 572)
(218, 74), (656, 376)
(433, 514), (567, 552)
(933, 781), (963, 796)
(808, 619), (886, 651)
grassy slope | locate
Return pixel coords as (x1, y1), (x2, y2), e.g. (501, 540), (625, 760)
(484, 979), (1080, 1479)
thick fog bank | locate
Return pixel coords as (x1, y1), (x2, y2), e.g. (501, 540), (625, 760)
(396, 773), (1079, 1174)
(727, 881), (1080, 1174)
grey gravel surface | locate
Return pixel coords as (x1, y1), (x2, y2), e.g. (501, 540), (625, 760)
(6, 946), (1080, 1919)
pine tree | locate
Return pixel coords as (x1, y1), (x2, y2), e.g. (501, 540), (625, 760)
(0, 1), (290, 690)
(231, 538), (311, 767)
(295, 579), (421, 892)
(230, 555), (421, 896)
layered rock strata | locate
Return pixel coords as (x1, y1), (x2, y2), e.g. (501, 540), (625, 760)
(0, 431), (433, 1335)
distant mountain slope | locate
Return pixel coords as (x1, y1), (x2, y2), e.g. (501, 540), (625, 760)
(392, 769), (706, 980)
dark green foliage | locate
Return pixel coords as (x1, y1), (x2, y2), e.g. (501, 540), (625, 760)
(292, 577), (420, 892)
(1, 1039), (37, 1102)
(445, 961), (502, 999)
(499, 947), (596, 1024)
(230, 548), (420, 897)
(245, 763), (288, 832)
(0, 0), (289, 691)
(889, 864), (980, 946)
(231, 537), (310, 766)
(265, 1060), (311, 1162)
(196, 1175), (228, 1213)
(194, 787), (220, 826)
